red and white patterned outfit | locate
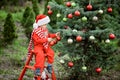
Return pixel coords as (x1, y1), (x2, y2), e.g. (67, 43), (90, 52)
(28, 26), (56, 71)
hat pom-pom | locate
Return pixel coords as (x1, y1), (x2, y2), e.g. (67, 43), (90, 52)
(33, 23), (38, 29)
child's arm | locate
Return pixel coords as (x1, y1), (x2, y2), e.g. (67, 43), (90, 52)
(32, 32), (53, 44)
(48, 33), (56, 38)
(48, 32), (60, 38)
(32, 32), (48, 44)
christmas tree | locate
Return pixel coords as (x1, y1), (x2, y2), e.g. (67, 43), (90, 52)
(21, 6), (31, 27)
(3, 13), (17, 45)
(32, 0), (39, 17)
(47, 0), (120, 79)
(24, 10), (35, 40)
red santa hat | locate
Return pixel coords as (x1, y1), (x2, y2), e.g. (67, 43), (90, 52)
(33, 14), (50, 29)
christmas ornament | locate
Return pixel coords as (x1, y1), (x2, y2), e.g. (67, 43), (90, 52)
(53, 39), (57, 44)
(89, 35), (95, 40)
(82, 66), (87, 71)
(63, 17), (67, 22)
(60, 59), (65, 64)
(92, 16), (98, 21)
(56, 36), (61, 41)
(105, 39), (110, 43)
(67, 13), (73, 19)
(68, 61), (74, 67)
(71, 2), (76, 7)
(109, 33), (115, 39)
(107, 7), (112, 13)
(73, 29), (77, 32)
(98, 9), (103, 14)
(66, 2), (71, 7)
(48, 9), (53, 15)
(74, 10), (80, 16)
(86, 4), (92, 11)
(81, 16), (87, 22)
(49, 41), (55, 46)
(56, 13), (61, 17)
(76, 36), (82, 42)
(47, 5), (51, 10)
(67, 38), (73, 44)
(96, 67), (102, 73)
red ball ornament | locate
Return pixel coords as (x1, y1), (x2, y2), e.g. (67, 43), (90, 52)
(86, 4), (92, 11)
(50, 41), (55, 46)
(96, 68), (102, 73)
(47, 5), (51, 10)
(76, 36), (82, 42)
(107, 7), (112, 13)
(68, 61), (74, 67)
(67, 13), (73, 19)
(109, 33), (115, 39)
(48, 9), (53, 15)
(66, 2), (71, 7)
(56, 36), (61, 41)
(74, 10), (80, 16)
(53, 39), (57, 44)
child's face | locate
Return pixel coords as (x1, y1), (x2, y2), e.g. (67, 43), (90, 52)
(41, 24), (47, 29)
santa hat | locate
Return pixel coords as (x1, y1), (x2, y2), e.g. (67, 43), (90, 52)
(33, 14), (50, 29)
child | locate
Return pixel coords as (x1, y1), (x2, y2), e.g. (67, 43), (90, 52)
(27, 14), (60, 76)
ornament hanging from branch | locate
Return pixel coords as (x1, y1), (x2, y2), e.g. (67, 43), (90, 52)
(74, 10), (80, 16)
(67, 38), (73, 44)
(76, 36), (82, 42)
(56, 13), (61, 18)
(67, 13), (73, 19)
(66, 2), (71, 7)
(71, 2), (76, 7)
(81, 16), (87, 22)
(92, 16), (98, 21)
(47, 5), (51, 10)
(109, 33), (116, 40)
(86, 0), (92, 11)
(107, 7), (112, 13)
(48, 9), (53, 15)
(68, 61), (74, 67)
(98, 9), (103, 14)
(86, 4), (92, 11)
(107, 0), (112, 13)
(96, 67), (102, 73)
(105, 39), (110, 43)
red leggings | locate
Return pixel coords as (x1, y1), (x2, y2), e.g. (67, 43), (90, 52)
(34, 47), (54, 72)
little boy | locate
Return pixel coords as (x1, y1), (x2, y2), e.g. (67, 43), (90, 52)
(27, 14), (60, 76)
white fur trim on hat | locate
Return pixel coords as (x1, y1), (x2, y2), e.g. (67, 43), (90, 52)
(33, 22), (38, 29)
(37, 16), (50, 26)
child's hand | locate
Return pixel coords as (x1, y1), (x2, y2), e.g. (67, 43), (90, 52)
(56, 32), (60, 37)
(48, 38), (53, 42)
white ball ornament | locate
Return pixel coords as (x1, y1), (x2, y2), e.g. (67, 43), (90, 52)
(73, 29), (78, 32)
(67, 38), (73, 44)
(60, 59), (65, 64)
(98, 9), (103, 14)
(56, 13), (61, 17)
(105, 39), (110, 43)
(89, 35), (95, 40)
(92, 16), (98, 21)
(82, 66), (87, 71)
